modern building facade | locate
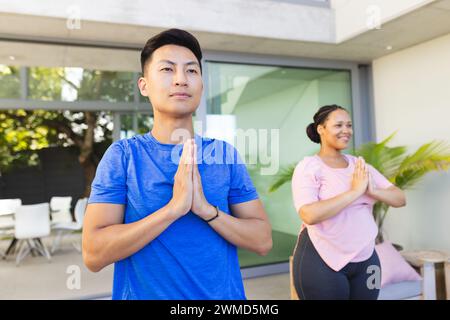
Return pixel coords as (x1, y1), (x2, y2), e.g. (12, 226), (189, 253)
(1, 0), (449, 276)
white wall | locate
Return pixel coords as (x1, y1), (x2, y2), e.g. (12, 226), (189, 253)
(0, 0), (436, 45)
(0, 0), (334, 43)
(372, 32), (450, 252)
(331, 0), (435, 42)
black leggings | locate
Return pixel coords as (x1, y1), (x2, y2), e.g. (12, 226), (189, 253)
(293, 228), (381, 300)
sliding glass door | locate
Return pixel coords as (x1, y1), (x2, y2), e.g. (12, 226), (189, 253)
(205, 61), (353, 267)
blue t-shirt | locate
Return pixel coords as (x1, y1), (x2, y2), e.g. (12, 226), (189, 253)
(88, 132), (259, 300)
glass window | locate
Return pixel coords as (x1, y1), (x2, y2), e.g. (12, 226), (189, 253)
(0, 65), (21, 99)
(137, 113), (154, 135)
(119, 114), (134, 139)
(206, 61), (353, 267)
(140, 91), (149, 103)
(119, 112), (153, 139)
(28, 67), (135, 102)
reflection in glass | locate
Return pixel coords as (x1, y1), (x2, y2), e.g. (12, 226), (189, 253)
(120, 113), (153, 139)
(0, 65), (21, 99)
(206, 61), (353, 267)
(137, 113), (153, 135)
(28, 67), (135, 102)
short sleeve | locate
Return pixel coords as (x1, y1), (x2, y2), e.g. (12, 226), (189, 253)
(368, 164), (394, 190)
(227, 144), (259, 205)
(291, 158), (320, 212)
(88, 141), (128, 205)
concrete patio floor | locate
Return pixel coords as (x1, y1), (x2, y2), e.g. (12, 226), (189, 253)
(0, 235), (290, 300)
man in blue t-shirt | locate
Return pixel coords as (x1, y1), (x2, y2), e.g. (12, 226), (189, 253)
(82, 28), (273, 300)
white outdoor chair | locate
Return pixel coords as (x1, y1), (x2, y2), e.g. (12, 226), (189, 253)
(14, 202), (52, 266)
(51, 198), (87, 254)
(50, 196), (73, 224)
(0, 198), (22, 214)
(0, 199), (22, 258)
(0, 198), (22, 230)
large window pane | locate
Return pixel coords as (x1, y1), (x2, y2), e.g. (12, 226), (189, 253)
(0, 65), (21, 99)
(137, 113), (154, 135)
(206, 61), (353, 267)
(119, 112), (153, 139)
(28, 67), (135, 102)
(140, 91), (149, 103)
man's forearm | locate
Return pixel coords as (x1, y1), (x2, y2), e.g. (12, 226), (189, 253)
(83, 205), (177, 272)
(206, 208), (272, 256)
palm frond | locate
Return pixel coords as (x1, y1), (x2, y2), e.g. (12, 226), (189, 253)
(268, 164), (296, 193)
(396, 141), (450, 180)
(379, 146), (408, 179)
(354, 132), (405, 175)
(394, 168), (427, 190)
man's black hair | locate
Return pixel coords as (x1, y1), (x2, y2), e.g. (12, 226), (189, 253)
(140, 28), (203, 74)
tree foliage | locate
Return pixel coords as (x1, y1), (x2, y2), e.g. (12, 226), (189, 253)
(0, 65), (138, 196)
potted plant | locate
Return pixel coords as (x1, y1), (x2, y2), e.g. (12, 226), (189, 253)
(269, 132), (450, 246)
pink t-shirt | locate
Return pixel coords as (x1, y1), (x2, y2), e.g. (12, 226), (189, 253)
(291, 154), (393, 271)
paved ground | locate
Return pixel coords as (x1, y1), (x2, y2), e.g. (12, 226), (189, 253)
(0, 235), (290, 300)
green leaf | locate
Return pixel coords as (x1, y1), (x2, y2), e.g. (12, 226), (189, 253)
(268, 164), (296, 193)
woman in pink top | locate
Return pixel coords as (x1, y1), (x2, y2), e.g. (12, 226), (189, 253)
(291, 105), (406, 300)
